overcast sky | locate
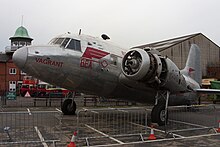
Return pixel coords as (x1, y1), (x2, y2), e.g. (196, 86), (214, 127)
(0, 0), (220, 52)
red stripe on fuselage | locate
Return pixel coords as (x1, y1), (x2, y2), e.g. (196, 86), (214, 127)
(82, 47), (109, 59)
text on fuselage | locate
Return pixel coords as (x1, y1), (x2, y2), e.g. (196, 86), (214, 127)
(35, 58), (63, 68)
(80, 47), (109, 68)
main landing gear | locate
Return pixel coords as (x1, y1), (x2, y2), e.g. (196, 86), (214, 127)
(151, 91), (170, 126)
(61, 92), (76, 115)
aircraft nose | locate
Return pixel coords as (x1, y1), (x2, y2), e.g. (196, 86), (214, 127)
(12, 47), (28, 69)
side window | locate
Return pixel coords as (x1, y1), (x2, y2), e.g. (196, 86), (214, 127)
(66, 39), (81, 51)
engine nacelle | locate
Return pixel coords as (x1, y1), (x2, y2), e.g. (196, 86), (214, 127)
(122, 48), (163, 84)
(122, 48), (189, 92)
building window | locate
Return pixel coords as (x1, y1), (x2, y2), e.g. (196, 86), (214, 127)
(19, 41), (26, 46)
(21, 71), (26, 75)
(11, 41), (18, 46)
(9, 68), (16, 75)
(9, 81), (16, 92)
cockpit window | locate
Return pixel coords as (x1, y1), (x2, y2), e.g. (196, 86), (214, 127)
(66, 39), (81, 51)
(49, 37), (81, 51)
(60, 38), (70, 48)
(49, 37), (70, 47)
(48, 38), (57, 44)
(54, 38), (65, 45)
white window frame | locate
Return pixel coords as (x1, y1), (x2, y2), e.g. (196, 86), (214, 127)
(9, 68), (16, 75)
(19, 41), (26, 46)
(20, 71), (26, 75)
(9, 81), (16, 92)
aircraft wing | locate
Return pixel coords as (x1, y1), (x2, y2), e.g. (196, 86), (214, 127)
(195, 89), (220, 94)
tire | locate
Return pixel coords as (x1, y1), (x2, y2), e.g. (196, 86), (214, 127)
(21, 91), (26, 97)
(31, 92), (37, 97)
(151, 104), (167, 126)
(61, 99), (76, 115)
(39, 92), (46, 97)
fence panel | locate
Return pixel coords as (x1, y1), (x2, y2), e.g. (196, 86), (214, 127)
(166, 105), (217, 136)
(0, 111), (61, 146)
(76, 107), (148, 146)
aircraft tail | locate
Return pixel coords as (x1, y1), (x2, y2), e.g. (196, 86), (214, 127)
(181, 44), (202, 85)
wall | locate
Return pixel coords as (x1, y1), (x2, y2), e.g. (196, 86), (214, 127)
(160, 34), (220, 77)
(0, 62), (7, 91)
(0, 59), (24, 93)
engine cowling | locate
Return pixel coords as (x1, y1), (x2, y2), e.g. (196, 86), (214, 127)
(122, 48), (191, 92)
(122, 48), (164, 84)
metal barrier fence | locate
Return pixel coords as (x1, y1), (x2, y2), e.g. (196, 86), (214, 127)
(0, 96), (64, 108)
(0, 96), (3, 111)
(0, 111), (61, 146)
(0, 96), (6, 109)
(165, 105), (218, 136)
(76, 107), (148, 146)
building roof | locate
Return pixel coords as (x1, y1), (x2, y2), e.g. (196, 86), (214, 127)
(0, 53), (10, 62)
(9, 26), (33, 40)
(133, 33), (220, 52)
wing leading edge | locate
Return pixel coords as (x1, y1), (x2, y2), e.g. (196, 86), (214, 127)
(195, 88), (220, 94)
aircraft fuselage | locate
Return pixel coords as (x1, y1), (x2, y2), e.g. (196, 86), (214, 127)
(13, 33), (200, 105)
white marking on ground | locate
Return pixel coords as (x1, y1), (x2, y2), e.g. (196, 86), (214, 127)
(34, 126), (48, 147)
(82, 108), (89, 111)
(27, 108), (32, 115)
(85, 124), (124, 144)
(91, 110), (99, 114)
(146, 109), (152, 111)
(87, 133), (220, 147)
(55, 108), (62, 113)
(117, 109), (129, 113)
(130, 122), (185, 138)
(169, 119), (208, 128)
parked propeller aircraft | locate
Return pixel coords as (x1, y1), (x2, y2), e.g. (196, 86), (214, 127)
(13, 33), (219, 125)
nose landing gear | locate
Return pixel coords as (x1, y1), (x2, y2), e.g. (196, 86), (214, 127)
(61, 92), (76, 115)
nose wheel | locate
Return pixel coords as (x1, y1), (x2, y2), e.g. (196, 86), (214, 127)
(61, 99), (76, 115)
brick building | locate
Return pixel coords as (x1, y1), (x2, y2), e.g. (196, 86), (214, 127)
(0, 26), (33, 94)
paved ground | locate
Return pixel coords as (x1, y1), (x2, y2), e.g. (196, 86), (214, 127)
(0, 96), (219, 147)
(121, 135), (220, 147)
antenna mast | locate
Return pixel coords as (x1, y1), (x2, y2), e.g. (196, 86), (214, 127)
(21, 15), (24, 26)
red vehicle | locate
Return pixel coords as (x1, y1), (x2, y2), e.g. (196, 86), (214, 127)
(20, 76), (74, 97)
(20, 76), (38, 97)
(20, 84), (37, 97)
(36, 84), (70, 98)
